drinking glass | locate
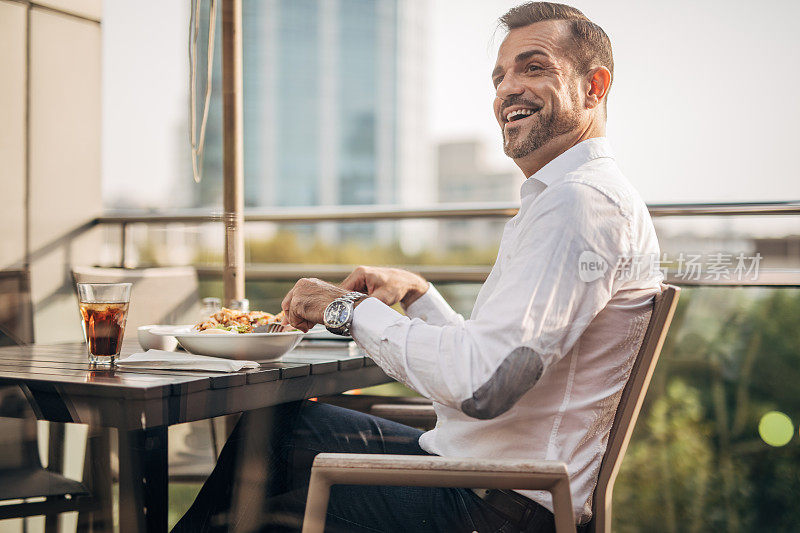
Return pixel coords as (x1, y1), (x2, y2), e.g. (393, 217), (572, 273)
(77, 283), (132, 365)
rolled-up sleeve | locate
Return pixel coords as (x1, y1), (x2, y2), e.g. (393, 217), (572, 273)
(350, 181), (632, 419)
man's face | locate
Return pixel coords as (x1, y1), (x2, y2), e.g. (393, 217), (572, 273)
(492, 21), (585, 161)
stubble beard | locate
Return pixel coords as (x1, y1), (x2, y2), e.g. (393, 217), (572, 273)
(502, 101), (581, 160)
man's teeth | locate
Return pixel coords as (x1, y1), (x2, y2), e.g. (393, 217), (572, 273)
(505, 109), (536, 122)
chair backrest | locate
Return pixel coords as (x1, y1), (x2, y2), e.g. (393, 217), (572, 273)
(71, 266), (202, 330)
(590, 284), (680, 533)
(0, 387), (41, 474)
(0, 270), (44, 480)
(0, 269), (34, 346)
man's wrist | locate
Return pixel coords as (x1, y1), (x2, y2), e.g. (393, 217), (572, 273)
(323, 291), (367, 335)
(401, 281), (429, 308)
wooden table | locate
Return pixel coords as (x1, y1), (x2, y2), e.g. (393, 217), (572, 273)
(0, 340), (390, 532)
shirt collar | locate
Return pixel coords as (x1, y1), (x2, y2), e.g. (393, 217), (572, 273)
(520, 137), (614, 198)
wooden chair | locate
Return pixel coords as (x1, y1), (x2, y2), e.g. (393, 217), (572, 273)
(0, 390), (94, 524)
(368, 402), (438, 431)
(320, 394), (436, 430)
(302, 284), (680, 533)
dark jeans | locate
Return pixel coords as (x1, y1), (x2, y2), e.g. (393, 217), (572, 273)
(173, 401), (561, 532)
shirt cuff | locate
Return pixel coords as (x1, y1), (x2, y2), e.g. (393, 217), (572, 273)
(404, 283), (460, 325)
(351, 297), (405, 359)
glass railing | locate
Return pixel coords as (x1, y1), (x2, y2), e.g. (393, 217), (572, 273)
(94, 201), (800, 282)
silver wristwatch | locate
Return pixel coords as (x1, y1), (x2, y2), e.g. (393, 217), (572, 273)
(323, 292), (366, 336)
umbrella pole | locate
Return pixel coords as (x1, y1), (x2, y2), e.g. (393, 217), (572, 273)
(221, 0), (245, 306)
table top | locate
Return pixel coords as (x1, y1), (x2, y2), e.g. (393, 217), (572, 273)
(0, 339), (390, 430)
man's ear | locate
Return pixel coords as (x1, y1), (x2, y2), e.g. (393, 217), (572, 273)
(585, 66), (611, 110)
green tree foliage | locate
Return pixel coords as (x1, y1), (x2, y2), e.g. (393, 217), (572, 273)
(615, 288), (800, 532)
(615, 380), (715, 533)
(231, 230), (499, 267)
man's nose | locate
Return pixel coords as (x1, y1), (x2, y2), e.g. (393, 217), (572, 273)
(496, 73), (524, 100)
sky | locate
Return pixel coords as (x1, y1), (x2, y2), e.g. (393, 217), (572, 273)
(103, 0), (800, 207)
(428, 0), (800, 204)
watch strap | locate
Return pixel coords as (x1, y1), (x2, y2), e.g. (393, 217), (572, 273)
(324, 292), (366, 336)
(341, 291), (364, 303)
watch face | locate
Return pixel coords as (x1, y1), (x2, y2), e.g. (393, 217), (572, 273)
(325, 300), (351, 328)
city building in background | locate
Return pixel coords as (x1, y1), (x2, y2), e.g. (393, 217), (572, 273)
(191, 0), (431, 245)
(436, 139), (520, 250)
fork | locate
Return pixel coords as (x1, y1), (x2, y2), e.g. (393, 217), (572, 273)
(252, 323), (289, 333)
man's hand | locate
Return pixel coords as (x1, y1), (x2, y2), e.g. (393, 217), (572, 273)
(281, 278), (351, 332)
(341, 266), (428, 308)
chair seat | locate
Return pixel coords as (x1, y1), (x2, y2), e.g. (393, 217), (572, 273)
(0, 467), (89, 501)
(370, 403), (437, 429)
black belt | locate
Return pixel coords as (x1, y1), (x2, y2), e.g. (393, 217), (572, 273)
(470, 488), (544, 530)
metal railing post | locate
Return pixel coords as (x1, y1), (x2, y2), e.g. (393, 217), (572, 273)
(120, 222), (127, 268)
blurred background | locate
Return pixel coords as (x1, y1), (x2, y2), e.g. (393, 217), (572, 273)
(99, 0), (800, 311)
(1, 0), (798, 530)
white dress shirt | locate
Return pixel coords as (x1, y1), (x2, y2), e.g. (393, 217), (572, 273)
(351, 137), (662, 524)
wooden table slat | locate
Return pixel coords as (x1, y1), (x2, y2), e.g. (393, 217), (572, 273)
(208, 373), (247, 389)
(0, 369), (175, 399)
(257, 361), (311, 379)
(244, 367), (281, 384)
(333, 357), (364, 370)
(0, 341), (386, 403)
(0, 358), (216, 395)
(0, 360), (178, 385)
(292, 350), (365, 365)
(281, 356), (339, 374)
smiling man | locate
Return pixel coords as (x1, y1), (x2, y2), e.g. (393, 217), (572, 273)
(175, 3), (662, 532)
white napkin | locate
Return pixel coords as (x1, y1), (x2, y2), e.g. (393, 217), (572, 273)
(117, 350), (259, 372)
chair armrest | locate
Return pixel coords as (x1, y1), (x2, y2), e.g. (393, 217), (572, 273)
(369, 403), (436, 429)
(302, 453), (576, 533)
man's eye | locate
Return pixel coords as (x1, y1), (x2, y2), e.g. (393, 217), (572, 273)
(493, 75), (504, 88)
(526, 64), (541, 73)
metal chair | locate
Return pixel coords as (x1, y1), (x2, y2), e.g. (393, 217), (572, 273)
(0, 390), (94, 522)
(0, 268), (94, 530)
(302, 284), (681, 533)
(0, 403), (96, 530)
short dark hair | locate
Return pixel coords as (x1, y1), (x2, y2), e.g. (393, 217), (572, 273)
(499, 2), (614, 83)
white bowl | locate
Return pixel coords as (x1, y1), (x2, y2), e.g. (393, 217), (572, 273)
(138, 325), (179, 352)
(149, 325), (305, 361)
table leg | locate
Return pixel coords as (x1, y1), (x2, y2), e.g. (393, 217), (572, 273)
(118, 425), (168, 533)
(230, 409), (271, 532)
(77, 427), (113, 533)
(44, 422), (65, 533)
